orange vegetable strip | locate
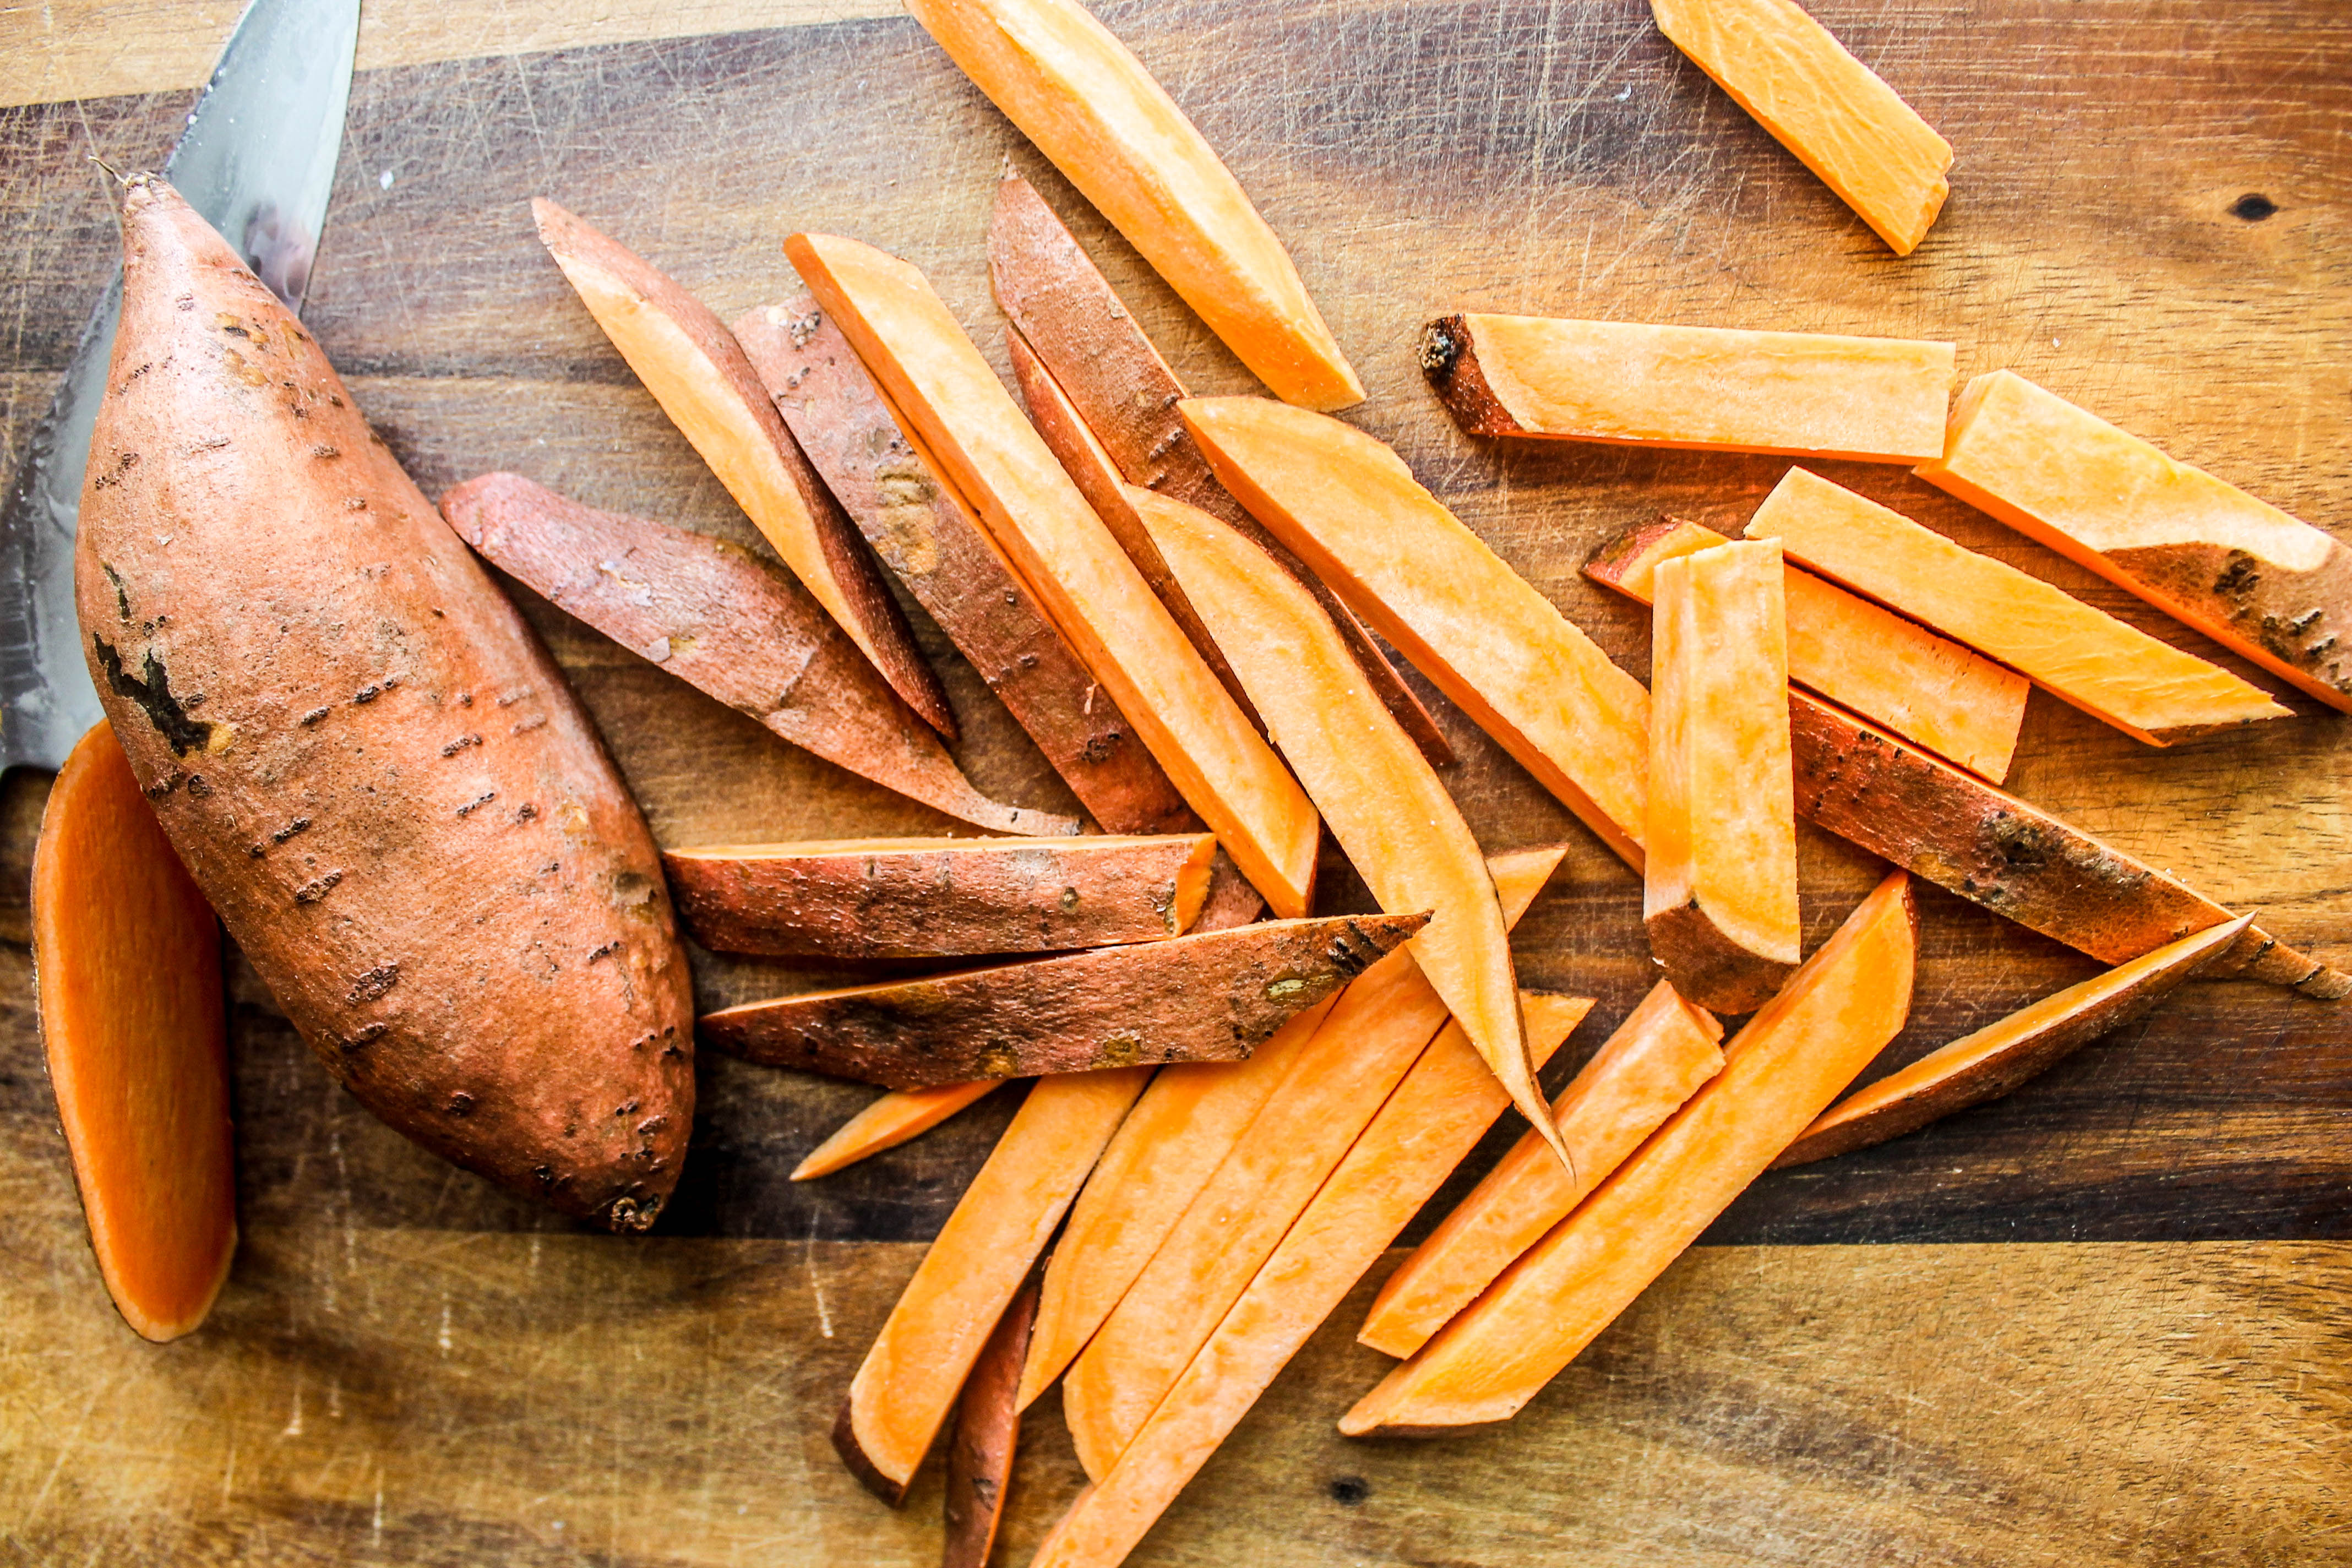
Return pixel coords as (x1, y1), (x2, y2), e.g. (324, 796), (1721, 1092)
(1340, 870), (1917, 1435)
(1357, 980), (1724, 1360)
(791, 1081), (1005, 1182)
(943, 1271), (1039, 1568)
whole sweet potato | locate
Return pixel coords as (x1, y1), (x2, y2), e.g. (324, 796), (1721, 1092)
(75, 176), (693, 1231)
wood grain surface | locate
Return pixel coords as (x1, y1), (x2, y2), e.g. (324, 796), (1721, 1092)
(1, 1), (2347, 1561)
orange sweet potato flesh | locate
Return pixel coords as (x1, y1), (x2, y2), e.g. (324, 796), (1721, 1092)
(34, 723), (234, 1342)
(1776, 912), (2250, 1169)
(1017, 845), (1565, 1415)
(81, 178), (692, 1232)
(1136, 489), (1555, 1163)
(1340, 870), (1917, 1436)
(1357, 979), (1724, 1360)
(837, 1066), (1152, 1504)
(531, 200), (952, 738)
(791, 1081), (1005, 1182)
(1748, 467), (2293, 746)
(1422, 313), (1953, 461)
(1651, 0), (1953, 255)
(1026, 994), (1588, 1568)
(1181, 396), (1651, 870)
(903, 0), (1362, 411)
(1587, 514), (2027, 782)
(786, 233), (1321, 917)
(1917, 369), (2352, 713)
(1645, 540), (1801, 1012)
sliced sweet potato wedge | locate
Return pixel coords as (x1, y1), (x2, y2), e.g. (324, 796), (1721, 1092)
(1421, 313), (1953, 461)
(34, 722), (235, 1343)
(1339, 870), (1918, 1436)
(1026, 993), (1589, 1568)
(699, 911), (1425, 1088)
(1356, 979), (1724, 1360)
(1650, 0), (1953, 255)
(1587, 514), (2028, 781)
(1747, 467), (2293, 745)
(787, 233), (1321, 916)
(1182, 395), (1652, 869)
(1776, 912), (2251, 1168)
(1917, 369), (2352, 712)
(943, 1270), (1038, 1568)
(1017, 845), (1565, 1414)
(1645, 539), (1801, 1011)
(837, 1066), (1153, 1504)
(441, 473), (1071, 837)
(791, 1081), (1004, 1182)
(732, 297), (1195, 833)
(530, 199), (952, 736)
(904, 0), (1362, 410)
(661, 834), (1217, 959)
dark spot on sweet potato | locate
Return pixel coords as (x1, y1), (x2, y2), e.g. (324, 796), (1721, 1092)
(293, 869), (343, 903)
(448, 1092), (476, 1117)
(102, 563), (132, 622)
(346, 963), (400, 1005)
(186, 774), (211, 798)
(300, 706), (331, 726)
(515, 803), (538, 821)
(456, 792), (496, 818)
(2230, 193), (2277, 222)
(271, 816), (311, 845)
(353, 684), (381, 704)
(440, 733), (482, 756)
(586, 940), (620, 965)
(91, 635), (217, 756)
(345, 1021), (389, 1050)
(311, 444), (340, 460)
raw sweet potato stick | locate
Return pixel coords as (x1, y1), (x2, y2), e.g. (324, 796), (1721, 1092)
(786, 233), (1322, 917)
(1340, 870), (1918, 1436)
(905, 0), (1363, 410)
(1917, 369), (2352, 712)
(791, 1082), (1004, 1182)
(943, 1271), (1038, 1568)
(34, 723), (235, 1343)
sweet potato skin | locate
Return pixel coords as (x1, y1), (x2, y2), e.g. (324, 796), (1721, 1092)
(79, 178), (693, 1231)
(943, 1271), (1038, 1568)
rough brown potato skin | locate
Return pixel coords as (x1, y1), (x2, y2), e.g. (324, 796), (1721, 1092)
(77, 177), (693, 1231)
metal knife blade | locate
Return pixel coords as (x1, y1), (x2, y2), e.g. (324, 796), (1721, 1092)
(0, 0), (360, 774)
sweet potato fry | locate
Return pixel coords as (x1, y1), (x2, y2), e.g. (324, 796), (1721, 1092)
(1017, 845), (1564, 1413)
(530, 200), (952, 736)
(1026, 994), (1589, 1568)
(1776, 912), (2251, 1168)
(905, 0), (1362, 410)
(1421, 313), (1953, 461)
(1747, 467), (2292, 745)
(700, 911), (1425, 1089)
(34, 723), (234, 1343)
(662, 834), (1216, 959)
(1645, 539), (1801, 1011)
(1182, 396), (1652, 869)
(1917, 369), (2352, 712)
(442, 473), (1072, 837)
(1339, 870), (1917, 1436)
(1357, 979), (1724, 1360)
(786, 233), (1321, 916)
(1651, 0), (1953, 255)
(1587, 514), (2027, 782)
(987, 176), (1452, 766)
(837, 1066), (1152, 1504)
(943, 1271), (1038, 1568)
(732, 297), (1196, 832)
(791, 1082), (1005, 1181)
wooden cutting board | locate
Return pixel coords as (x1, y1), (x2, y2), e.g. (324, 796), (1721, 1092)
(1, 2), (2345, 1562)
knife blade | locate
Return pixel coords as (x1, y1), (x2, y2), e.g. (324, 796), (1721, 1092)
(0, 0), (360, 774)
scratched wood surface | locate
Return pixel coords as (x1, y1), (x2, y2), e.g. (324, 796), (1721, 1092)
(1, 1), (2348, 1562)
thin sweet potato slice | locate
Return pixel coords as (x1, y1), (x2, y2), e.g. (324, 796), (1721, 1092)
(34, 722), (234, 1343)
(987, 176), (1452, 766)
(661, 833), (1216, 959)
(1421, 313), (1953, 461)
(787, 233), (1321, 916)
(1340, 870), (1918, 1436)
(1587, 514), (2028, 782)
(1017, 845), (1564, 1413)
(441, 473), (1071, 837)
(1917, 369), (2352, 712)
(1747, 467), (2292, 745)
(905, 0), (1362, 410)
(732, 298), (1195, 832)
(837, 1066), (1152, 1504)
(791, 1081), (1005, 1181)
(1645, 539), (1801, 1012)
(530, 200), (952, 736)
(1357, 979), (1724, 1360)
(1651, 0), (1953, 255)
(699, 912), (1425, 1089)
(943, 1270), (1038, 1568)
(1026, 993), (1588, 1568)
(1182, 396), (1652, 869)
(1776, 912), (2251, 1168)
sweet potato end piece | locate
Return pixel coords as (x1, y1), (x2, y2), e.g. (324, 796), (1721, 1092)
(834, 1391), (911, 1506)
(791, 1081), (1003, 1181)
(1645, 901), (1797, 1015)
